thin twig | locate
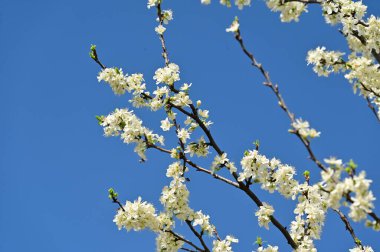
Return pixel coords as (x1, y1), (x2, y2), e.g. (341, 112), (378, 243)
(334, 209), (364, 249)
(186, 221), (211, 252)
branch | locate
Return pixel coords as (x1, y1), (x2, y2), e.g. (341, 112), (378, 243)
(334, 209), (364, 249)
(233, 29), (327, 172)
(185, 221), (211, 252)
(110, 194), (204, 252)
(232, 24), (380, 232)
(167, 230), (205, 252)
(365, 97), (380, 122)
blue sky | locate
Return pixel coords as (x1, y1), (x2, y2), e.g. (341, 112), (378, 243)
(1, 0), (380, 251)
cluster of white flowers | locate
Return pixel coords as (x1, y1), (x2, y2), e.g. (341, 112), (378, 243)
(306, 47), (345, 77)
(345, 56), (380, 93)
(256, 245), (279, 252)
(99, 0), (380, 250)
(255, 203), (275, 229)
(266, 0), (307, 22)
(320, 158), (377, 224)
(98, 68), (146, 96)
(211, 153), (229, 172)
(239, 150), (299, 198)
(291, 118), (321, 139)
(321, 0), (367, 26)
(154, 63), (180, 85)
(185, 136), (210, 157)
(303, 0), (380, 115)
(291, 184), (327, 245)
(113, 197), (160, 232)
(212, 235), (238, 252)
(160, 182), (189, 218)
(171, 91), (193, 107)
(155, 231), (184, 252)
(191, 210), (216, 235)
(100, 108), (164, 160)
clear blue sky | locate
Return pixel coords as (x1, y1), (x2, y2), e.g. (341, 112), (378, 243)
(1, 0), (380, 251)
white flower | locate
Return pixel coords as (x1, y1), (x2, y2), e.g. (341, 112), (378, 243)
(166, 161), (186, 178)
(266, 0), (307, 22)
(153, 63), (180, 85)
(191, 211), (215, 235)
(161, 10), (173, 24)
(349, 246), (374, 252)
(97, 68), (128, 95)
(212, 235), (238, 252)
(226, 17), (239, 33)
(185, 136), (210, 157)
(201, 0), (211, 5)
(255, 203), (274, 229)
(155, 25), (166, 35)
(147, 0), (159, 9)
(291, 118), (320, 139)
(160, 118), (172, 131)
(171, 91), (193, 107)
(257, 245), (279, 252)
(198, 109), (209, 118)
(323, 157), (343, 167)
(113, 197), (159, 232)
(177, 128), (190, 143)
(160, 177), (192, 220)
(307, 47), (345, 77)
(156, 231), (184, 252)
(211, 153), (229, 171)
(100, 108), (164, 160)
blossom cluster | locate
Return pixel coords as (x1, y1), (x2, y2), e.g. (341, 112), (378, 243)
(99, 108), (164, 160)
(291, 118), (321, 139)
(257, 245), (279, 252)
(96, 0), (380, 251)
(98, 68), (146, 96)
(321, 158), (376, 223)
(212, 235), (238, 252)
(290, 184), (327, 251)
(266, 0), (307, 22)
(255, 203), (275, 229)
(239, 149), (299, 198)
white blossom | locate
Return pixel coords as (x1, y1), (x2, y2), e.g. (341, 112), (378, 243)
(100, 108), (164, 160)
(226, 17), (239, 33)
(177, 128), (191, 143)
(113, 197), (159, 232)
(160, 117), (172, 131)
(147, 0), (160, 9)
(154, 63), (180, 85)
(160, 177), (192, 220)
(266, 0), (307, 22)
(349, 246), (374, 252)
(191, 210), (215, 235)
(156, 231), (184, 252)
(155, 25), (166, 35)
(257, 245), (279, 252)
(255, 203), (274, 229)
(212, 235), (238, 252)
(291, 118), (320, 139)
(307, 47), (345, 77)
